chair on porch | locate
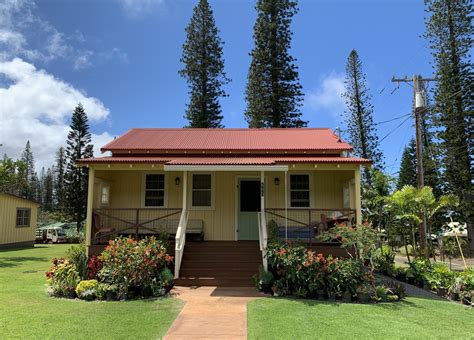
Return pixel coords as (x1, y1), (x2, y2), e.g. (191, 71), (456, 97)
(92, 213), (115, 244)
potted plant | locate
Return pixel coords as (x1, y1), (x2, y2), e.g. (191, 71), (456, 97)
(356, 284), (372, 303)
(316, 289), (326, 300)
(342, 290), (352, 303)
(258, 267), (274, 294)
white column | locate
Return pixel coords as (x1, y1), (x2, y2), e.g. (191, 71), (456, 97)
(260, 171), (265, 214)
(85, 167), (95, 256)
(354, 167), (362, 225)
(284, 171), (288, 241)
(182, 171), (188, 210)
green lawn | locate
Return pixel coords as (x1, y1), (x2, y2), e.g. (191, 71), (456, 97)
(248, 296), (474, 339)
(0, 244), (183, 339)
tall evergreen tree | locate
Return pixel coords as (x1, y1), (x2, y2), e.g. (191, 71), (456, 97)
(398, 138), (417, 190)
(54, 147), (67, 212)
(245, 0), (306, 128)
(20, 140), (36, 200)
(65, 104), (93, 231)
(43, 167), (54, 211)
(179, 0), (229, 128)
(424, 0), (472, 222)
(342, 50), (384, 183)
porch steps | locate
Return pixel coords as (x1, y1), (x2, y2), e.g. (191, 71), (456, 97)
(175, 241), (261, 287)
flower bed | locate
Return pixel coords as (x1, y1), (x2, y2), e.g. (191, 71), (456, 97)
(374, 248), (474, 305)
(46, 237), (174, 301)
(258, 241), (405, 303)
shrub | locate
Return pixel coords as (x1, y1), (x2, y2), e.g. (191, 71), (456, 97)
(65, 243), (88, 280)
(266, 242), (371, 298)
(408, 259), (432, 284)
(426, 263), (455, 290)
(373, 246), (396, 276)
(96, 283), (119, 300)
(399, 245), (414, 256)
(75, 280), (98, 300)
(46, 258), (80, 297)
(86, 255), (102, 279)
(319, 224), (378, 262)
(98, 236), (174, 297)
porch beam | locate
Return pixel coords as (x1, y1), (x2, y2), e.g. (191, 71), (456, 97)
(164, 165), (288, 172)
(85, 167), (95, 256)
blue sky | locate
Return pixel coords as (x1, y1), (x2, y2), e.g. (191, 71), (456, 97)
(0, 0), (434, 173)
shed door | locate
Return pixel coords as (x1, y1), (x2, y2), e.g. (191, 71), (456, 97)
(238, 179), (261, 240)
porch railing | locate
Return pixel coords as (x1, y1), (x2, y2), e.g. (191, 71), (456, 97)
(91, 208), (181, 245)
(174, 209), (189, 279)
(264, 208), (357, 245)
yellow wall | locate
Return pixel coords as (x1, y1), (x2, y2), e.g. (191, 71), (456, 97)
(0, 193), (39, 247)
(91, 166), (358, 241)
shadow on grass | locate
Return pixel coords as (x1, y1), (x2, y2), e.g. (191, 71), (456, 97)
(0, 256), (49, 268)
(269, 295), (422, 310)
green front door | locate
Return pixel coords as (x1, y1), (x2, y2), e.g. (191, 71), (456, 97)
(238, 179), (261, 240)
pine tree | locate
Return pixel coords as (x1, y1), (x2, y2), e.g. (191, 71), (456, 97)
(54, 147), (67, 212)
(398, 138), (417, 190)
(244, 0), (306, 128)
(36, 168), (45, 205)
(424, 0), (473, 222)
(420, 107), (442, 197)
(342, 50), (384, 183)
(179, 0), (229, 128)
(20, 141), (36, 200)
(43, 167), (54, 211)
(65, 104), (94, 231)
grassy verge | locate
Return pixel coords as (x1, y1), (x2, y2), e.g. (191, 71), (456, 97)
(0, 245), (183, 339)
(248, 296), (474, 339)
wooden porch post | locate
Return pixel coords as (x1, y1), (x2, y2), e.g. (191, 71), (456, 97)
(284, 171), (288, 241)
(85, 167), (95, 256)
(354, 166), (362, 225)
(260, 171), (265, 214)
(182, 171), (187, 210)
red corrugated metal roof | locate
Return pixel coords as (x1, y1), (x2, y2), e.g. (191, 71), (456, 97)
(77, 156), (371, 165)
(101, 128), (353, 153)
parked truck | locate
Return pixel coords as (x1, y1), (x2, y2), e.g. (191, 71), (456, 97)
(35, 226), (67, 244)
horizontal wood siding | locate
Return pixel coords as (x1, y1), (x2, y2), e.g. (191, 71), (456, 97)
(94, 166), (358, 241)
(0, 194), (38, 246)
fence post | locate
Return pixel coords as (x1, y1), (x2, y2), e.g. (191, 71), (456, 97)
(309, 210), (312, 247)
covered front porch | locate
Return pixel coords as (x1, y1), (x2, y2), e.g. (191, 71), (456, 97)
(84, 163), (362, 279)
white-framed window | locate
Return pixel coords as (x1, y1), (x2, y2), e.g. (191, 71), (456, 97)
(16, 208), (31, 227)
(101, 184), (110, 206)
(290, 174), (310, 207)
(143, 173), (165, 207)
(191, 173), (214, 208)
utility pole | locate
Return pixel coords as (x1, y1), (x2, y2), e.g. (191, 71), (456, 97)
(391, 75), (436, 254)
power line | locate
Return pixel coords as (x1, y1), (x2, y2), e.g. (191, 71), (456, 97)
(379, 115), (412, 143)
(375, 113), (412, 126)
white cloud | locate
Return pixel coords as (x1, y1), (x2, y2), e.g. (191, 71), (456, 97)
(0, 58), (112, 170)
(117, 0), (165, 17)
(306, 73), (345, 117)
(0, 0), (128, 69)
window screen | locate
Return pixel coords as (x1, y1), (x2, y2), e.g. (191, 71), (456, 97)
(290, 174), (310, 207)
(16, 208), (31, 227)
(192, 174), (212, 207)
(144, 174), (165, 207)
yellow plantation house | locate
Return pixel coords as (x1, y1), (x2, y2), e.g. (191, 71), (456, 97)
(0, 193), (40, 249)
(78, 128), (370, 286)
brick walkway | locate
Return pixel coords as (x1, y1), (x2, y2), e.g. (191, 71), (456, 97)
(164, 286), (264, 340)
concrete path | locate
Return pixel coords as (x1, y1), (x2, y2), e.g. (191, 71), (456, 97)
(375, 274), (445, 300)
(164, 286), (264, 340)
